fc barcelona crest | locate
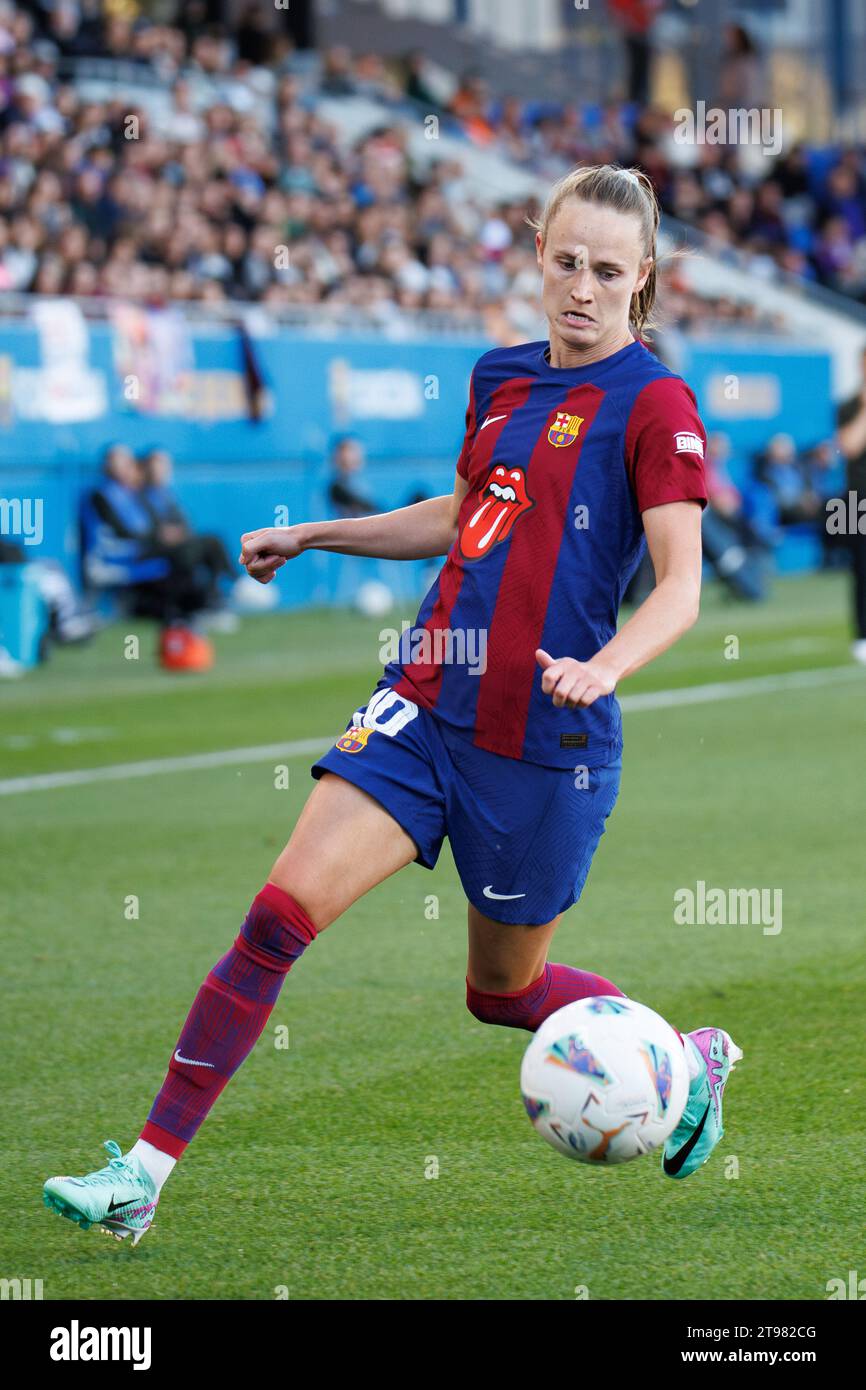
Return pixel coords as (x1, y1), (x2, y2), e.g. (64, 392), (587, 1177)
(335, 725), (374, 754)
(548, 412), (584, 448)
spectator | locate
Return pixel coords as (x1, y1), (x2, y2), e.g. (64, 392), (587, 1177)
(608, 0), (663, 108)
(141, 447), (237, 621)
(403, 50), (442, 111)
(754, 433), (820, 526)
(700, 433), (770, 600)
(706, 433), (772, 551)
(716, 23), (765, 110)
(800, 439), (847, 569)
(327, 435), (380, 519)
(85, 445), (211, 628)
(89, 444), (161, 553)
(450, 72), (495, 145)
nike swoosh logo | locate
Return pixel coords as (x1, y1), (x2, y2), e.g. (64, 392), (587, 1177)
(482, 886), (526, 900)
(174, 1049), (215, 1069)
(107, 1195), (138, 1213)
(663, 1101), (711, 1175)
(480, 414), (507, 430)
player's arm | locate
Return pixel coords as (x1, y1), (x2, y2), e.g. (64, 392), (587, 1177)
(588, 500), (702, 682)
(239, 472), (470, 582)
(539, 375), (706, 709)
(537, 501), (702, 708)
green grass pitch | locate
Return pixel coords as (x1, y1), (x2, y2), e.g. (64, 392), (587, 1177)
(1, 571), (863, 1300)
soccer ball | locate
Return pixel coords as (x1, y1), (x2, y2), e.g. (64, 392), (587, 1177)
(231, 574), (279, 612)
(520, 996), (689, 1165)
(355, 580), (393, 618)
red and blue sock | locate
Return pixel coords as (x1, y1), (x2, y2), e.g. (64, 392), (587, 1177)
(141, 883), (315, 1158)
(466, 962), (625, 1033)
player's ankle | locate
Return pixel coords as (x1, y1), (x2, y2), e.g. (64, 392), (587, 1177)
(131, 1130), (183, 1192)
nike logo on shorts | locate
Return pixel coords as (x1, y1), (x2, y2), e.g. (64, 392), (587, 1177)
(483, 886), (526, 900)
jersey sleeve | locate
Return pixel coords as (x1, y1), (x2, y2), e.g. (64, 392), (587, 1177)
(624, 376), (708, 513)
(456, 369), (479, 481)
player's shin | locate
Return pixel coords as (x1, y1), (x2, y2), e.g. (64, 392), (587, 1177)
(466, 962), (625, 1032)
(138, 883), (316, 1176)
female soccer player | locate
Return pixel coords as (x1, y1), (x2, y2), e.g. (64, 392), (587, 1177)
(44, 166), (741, 1243)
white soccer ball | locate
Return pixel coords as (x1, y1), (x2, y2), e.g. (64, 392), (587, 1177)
(520, 996), (689, 1165)
(354, 580), (393, 618)
(231, 574), (279, 612)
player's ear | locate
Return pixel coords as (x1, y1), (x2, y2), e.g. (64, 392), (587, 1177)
(535, 230), (545, 271)
(635, 254), (653, 293)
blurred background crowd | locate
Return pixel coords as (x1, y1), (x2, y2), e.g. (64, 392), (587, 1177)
(1, 0), (865, 670)
(3, 0), (866, 317)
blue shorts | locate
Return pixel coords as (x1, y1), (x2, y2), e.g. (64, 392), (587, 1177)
(311, 685), (622, 926)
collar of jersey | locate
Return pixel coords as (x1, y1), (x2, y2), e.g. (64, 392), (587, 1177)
(536, 337), (644, 380)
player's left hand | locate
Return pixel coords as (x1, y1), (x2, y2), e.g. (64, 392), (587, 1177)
(536, 649), (617, 709)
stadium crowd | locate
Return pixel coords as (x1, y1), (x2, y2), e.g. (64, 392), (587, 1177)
(1, 1), (863, 668)
(1, 0), (861, 334)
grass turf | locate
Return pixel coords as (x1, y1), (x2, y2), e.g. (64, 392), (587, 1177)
(1, 571), (863, 1300)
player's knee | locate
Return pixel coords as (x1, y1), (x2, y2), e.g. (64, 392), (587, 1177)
(233, 884), (317, 973)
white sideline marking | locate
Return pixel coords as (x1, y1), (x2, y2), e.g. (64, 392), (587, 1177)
(0, 665), (861, 797)
(0, 738), (330, 796)
(620, 664), (863, 711)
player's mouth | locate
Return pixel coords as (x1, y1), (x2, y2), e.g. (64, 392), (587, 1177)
(561, 311), (596, 328)
(460, 465), (534, 560)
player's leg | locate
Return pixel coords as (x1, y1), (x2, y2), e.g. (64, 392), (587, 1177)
(445, 740), (627, 1031)
(467, 904), (559, 993)
(462, 849), (740, 1181)
(139, 770), (418, 1147)
(451, 745), (741, 1179)
(464, 904), (741, 1181)
(139, 772), (417, 1157)
(465, 902), (625, 1031)
(43, 773), (418, 1242)
(266, 771), (419, 928)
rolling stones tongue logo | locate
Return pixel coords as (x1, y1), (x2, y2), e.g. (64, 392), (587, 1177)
(460, 464), (535, 561)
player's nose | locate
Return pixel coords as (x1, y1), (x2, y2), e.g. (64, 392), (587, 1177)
(568, 274), (594, 304)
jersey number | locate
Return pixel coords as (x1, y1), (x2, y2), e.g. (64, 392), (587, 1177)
(353, 687), (419, 738)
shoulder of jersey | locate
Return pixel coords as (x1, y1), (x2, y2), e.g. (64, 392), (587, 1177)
(617, 343), (697, 410)
(468, 342), (545, 422)
(631, 341), (683, 385)
(472, 340), (546, 379)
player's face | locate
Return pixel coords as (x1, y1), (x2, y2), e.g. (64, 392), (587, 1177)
(536, 200), (652, 366)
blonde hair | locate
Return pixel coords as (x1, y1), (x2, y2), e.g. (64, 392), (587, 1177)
(529, 164), (661, 339)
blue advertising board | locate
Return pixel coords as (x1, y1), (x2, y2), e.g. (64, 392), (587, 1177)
(0, 310), (836, 602)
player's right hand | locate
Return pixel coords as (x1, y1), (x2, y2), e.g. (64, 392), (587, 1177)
(238, 526), (304, 583)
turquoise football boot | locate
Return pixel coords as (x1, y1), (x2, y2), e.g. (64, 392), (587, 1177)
(43, 1140), (157, 1245)
(662, 1028), (743, 1179)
